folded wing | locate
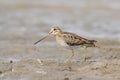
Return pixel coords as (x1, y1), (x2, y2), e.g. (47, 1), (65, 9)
(63, 32), (97, 47)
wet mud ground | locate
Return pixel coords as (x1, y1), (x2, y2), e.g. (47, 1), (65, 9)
(0, 39), (120, 80)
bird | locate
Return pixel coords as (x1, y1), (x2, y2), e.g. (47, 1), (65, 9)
(34, 27), (98, 63)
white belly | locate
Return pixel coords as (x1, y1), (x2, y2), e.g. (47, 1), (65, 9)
(58, 40), (68, 46)
(56, 36), (68, 47)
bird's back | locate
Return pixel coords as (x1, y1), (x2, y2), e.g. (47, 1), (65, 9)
(62, 32), (97, 47)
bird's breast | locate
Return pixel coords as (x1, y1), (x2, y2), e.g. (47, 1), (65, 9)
(56, 36), (68, 47)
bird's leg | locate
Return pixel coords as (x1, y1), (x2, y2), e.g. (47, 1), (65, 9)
(81, 46), (87, 62)
(65, 49), (74, 63)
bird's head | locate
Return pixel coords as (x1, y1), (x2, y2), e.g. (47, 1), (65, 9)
(49, 27), (62, 36)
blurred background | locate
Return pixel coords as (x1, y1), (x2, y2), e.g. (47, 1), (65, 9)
(0, 0), (120, 39)
(0, 0), (120, 80)
(0, 0), (120, 61)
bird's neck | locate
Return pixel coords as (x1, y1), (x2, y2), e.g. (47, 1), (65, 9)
(55, 31), (63, 37)
(55, 33), (67, 46)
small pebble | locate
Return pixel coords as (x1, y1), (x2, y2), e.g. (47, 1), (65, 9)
(64, 77), (69, 80)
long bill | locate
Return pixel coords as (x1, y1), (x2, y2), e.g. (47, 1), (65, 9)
(34, 35), (48, 45)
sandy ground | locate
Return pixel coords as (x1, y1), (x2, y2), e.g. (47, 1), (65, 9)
(0, 39), (120, 80)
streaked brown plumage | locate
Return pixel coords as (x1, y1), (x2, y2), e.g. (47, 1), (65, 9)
(62, 32), (97, 47)
(49, 27), (97, 48)
(35, 27), (98, 63)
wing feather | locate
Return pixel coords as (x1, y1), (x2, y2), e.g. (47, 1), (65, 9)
(62, 32), (96, 46)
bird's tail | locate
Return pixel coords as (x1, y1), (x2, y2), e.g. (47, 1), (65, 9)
(90, 40), (97, 43)
(89, 40), (101, 48)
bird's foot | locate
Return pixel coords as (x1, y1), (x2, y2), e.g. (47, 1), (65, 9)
(80, 57), (87, 63)
(64, 59), (71, 64)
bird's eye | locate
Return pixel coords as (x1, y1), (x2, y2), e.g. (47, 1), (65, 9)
(53, 29), (56, 31)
